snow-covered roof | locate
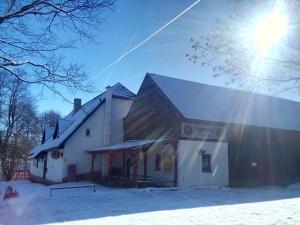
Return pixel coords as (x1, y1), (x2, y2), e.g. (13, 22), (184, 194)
(86, 138), (173, 153)
(148, 73), (300, 132)
(44, 127), (55, 142)
(58, 119), (74, 136)
(30, 83), (135, 159)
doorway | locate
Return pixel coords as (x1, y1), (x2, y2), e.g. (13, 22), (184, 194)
(43, 156), (47, 179)
(126, 158), (131, 177)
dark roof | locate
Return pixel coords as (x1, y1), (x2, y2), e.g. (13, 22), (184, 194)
(148, 73), (300, 132)
(112, 83), (136, 99)
(30, 83), (135, 158)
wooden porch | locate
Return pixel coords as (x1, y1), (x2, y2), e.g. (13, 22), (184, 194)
(86, 139), (178, 187)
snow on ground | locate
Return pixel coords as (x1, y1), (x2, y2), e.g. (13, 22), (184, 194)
(0, 181), (300, 225)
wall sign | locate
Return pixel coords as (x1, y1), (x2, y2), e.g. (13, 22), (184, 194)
(51, 151), (60, 159)
(181, 122), (224, 140)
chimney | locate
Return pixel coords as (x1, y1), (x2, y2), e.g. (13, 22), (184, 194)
(104, 86), (112, 146)
(73, 98), (81, 112)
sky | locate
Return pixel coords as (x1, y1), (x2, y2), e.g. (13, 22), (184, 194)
(32, 0), (232, 115)
(31, 0), (298, 116)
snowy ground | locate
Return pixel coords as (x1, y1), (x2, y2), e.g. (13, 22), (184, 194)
(0, 181), (300, 225)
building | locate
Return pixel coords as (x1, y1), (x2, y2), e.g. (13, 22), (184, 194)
(30, 83), (135, 184)
(87, 73), (300, 187)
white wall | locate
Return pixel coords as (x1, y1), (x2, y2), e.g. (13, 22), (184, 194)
(45, 151), (64, 182)
(178, 140), (229, 187)
(137, 144), (175, 182)
(30, 158), (44, 178)
(111, 98), (133, 144)
(63, 103), (105, 178)
(147, 144), (175, 181)
(63, 98), (133, 178)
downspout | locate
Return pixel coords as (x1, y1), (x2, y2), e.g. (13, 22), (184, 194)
(104, 86), (112, 146)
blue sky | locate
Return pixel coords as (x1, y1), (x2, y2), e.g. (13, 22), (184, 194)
(32, 0), (298, 116)
(32, 0), (232, 115)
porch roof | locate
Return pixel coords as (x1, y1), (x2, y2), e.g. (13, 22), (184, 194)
(86, 138), (174, 154)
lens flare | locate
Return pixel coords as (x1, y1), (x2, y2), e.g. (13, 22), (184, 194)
(252, 9), (289, 54)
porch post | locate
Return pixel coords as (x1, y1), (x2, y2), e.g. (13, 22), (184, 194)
(133, 150), (139, 185)
(174, 148), (178, 187)
(91, 154), (96, 173)
(172, 141), (179, 187)
(143, 150), (147, 180)
(122, 152), (126, 177)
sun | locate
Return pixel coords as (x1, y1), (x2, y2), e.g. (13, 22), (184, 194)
(252, 8), (289, 54)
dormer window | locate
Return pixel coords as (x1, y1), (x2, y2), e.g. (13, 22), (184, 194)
(41, 130), (46, 144)
(85, 128), (91, 137)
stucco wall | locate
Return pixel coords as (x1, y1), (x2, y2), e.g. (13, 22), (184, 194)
(111, 98), (133, 143)
(45, 151), (64, 182)
(30, 158), (44, 178)
(63, 103), (105, 178)
(178, 140), (229, 187)
(63, 98), (133, 178)
(135, 144), (175, 182)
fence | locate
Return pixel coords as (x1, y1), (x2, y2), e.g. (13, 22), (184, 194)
(12, 169), (30, 180)
(0, 162), (31, 181)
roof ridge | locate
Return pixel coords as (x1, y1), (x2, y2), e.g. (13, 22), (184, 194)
(68, 82), (133, 116)
(147, 72), (300, 104)
(59, 118), (73, 121)
(147, 72), (300, 132)
(112, 82), (135, 95)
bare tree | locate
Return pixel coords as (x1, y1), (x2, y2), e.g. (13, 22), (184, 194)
(186, 0), (300, 92)
(0, 71), (39, 180)
(0, 0), (115, 98)
(39, 110), (61, 131)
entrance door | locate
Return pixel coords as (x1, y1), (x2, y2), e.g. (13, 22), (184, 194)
(43, 156), (47, 179)
(126, 158), (131, 177)
(67, 164), (77, 182)
(229, 142), (263, 186)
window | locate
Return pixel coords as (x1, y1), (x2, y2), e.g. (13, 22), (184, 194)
(85, 128), (91, 137)
(202, 154), (211, 173)
(163, 155), (173, 172)
(35, 159), (39, 168)
(155, 153), (161, 171)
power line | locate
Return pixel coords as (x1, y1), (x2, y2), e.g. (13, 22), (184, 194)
(98, 0), (202, 76)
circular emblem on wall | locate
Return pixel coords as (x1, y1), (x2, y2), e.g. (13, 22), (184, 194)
(51, 151), (60, 159)
(183, 124), (193, 136)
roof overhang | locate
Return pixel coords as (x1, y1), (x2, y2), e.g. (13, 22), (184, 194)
(30, 147), (61, 159)
(86, 138), (176, 154)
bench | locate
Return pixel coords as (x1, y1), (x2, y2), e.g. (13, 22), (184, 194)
(50, 184), (96, 197)
(136, 179), (175, 188)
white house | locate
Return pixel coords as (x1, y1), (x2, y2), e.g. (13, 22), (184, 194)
(30, 83), (135, 184)
(86, 73), (300, 188)
(31, 73), (300, 187)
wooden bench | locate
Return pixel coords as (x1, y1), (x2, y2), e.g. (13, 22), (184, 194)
(50, 184), (96, 197)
